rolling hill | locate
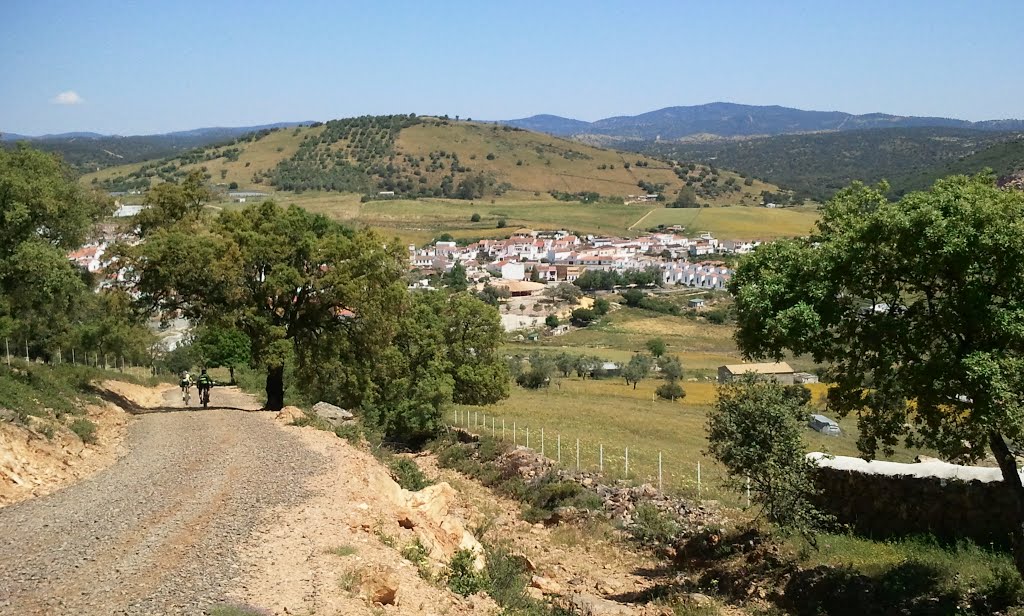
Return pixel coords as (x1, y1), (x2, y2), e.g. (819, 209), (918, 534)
(505, 102), (1024, 141)
(81, 116), (782, 207)
(629, 127), (1024, 201)
(2, 122), (311, 174)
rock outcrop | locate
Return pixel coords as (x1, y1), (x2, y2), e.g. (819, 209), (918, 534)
(311, 401), (353, 427)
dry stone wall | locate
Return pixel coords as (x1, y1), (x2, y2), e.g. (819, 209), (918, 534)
(812, 465), (1018, 547)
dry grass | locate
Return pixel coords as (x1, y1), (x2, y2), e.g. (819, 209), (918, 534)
(456, 376), (925, 505)
(397, 122), (771, 206)
(640, 205), (820, 240)
(82, 125), (325, 190)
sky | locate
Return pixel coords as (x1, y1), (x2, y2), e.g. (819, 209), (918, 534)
(2, 0), (1022, 135)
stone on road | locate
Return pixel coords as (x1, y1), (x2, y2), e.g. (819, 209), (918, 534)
(0, 385), (327, 615)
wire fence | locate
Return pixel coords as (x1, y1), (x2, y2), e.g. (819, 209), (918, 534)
(3, 337), (156, 375)
(449, 407), (747, 506)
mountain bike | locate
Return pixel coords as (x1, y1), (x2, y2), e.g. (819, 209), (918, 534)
(181, 383), (192, 406)
(199, 385), (212, 408)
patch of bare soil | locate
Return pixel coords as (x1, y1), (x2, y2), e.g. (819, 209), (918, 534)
(229, 417), (499, 615)
(0, 392), (139, 507)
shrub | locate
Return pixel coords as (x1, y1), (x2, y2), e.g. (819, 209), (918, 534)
(496, 218), (507, 229)
(545, 314), (559, 328)
(630, 503), (680, 545)
(388, 456), (432, 491)
(69, 417), (97, 444)
(447, 549), (486, 596)
(570, 308), (597, 326)
(471, 212), (481, 222)
(523, 473), (603, 522)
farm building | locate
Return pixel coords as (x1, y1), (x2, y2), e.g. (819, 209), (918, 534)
(717, 362), (795, 384)
(688, 297), (706, 309)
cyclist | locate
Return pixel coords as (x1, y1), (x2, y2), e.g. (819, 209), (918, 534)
(179, 371), (194, 404)
(196, 368), (215, 407)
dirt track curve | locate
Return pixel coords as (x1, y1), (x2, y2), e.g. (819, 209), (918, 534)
(0, 386), (328, 615)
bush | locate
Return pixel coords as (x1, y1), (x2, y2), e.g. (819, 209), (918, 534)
(69, 417), (97, 444)
(570, 308), (597, 326)
(523, 473), (603, 522)
(471, 212), (481, 222)
(545, 315), (559, 328)
(388, 457), (432, 491)
(630, 503), (680, 545)
(496, 218), (507, 229)
(447, 549), (486, 596)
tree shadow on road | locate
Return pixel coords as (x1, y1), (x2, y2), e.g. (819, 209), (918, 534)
(90, 386), (265, 414)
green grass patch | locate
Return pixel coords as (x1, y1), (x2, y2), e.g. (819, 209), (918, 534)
(326, 544), (358, 557)
(386, 456), (432, 491)
(68, 417), (97, 444)
(0, 361), (169, 424)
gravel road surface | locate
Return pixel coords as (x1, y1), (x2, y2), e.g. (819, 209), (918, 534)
(0, 386), (328, 615)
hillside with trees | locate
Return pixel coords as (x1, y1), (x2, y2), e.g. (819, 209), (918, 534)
(630, 127), (1024, 201)
(81, 116), (782, 206)
(0, 123), (309, 176)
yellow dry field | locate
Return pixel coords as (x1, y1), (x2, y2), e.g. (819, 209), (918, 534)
(457, 376), (922, 504)
(638, 205), (821, 239)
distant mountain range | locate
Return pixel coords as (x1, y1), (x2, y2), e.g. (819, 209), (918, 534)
(504, 102), (1024, 142)
(1, 122), (313, 173)
(1, 122), (312, 142)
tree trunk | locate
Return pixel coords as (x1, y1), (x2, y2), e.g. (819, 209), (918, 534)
(265, 364), (284, 411)
(989, 431), (1024, 579)
(229, 365), (236, 385)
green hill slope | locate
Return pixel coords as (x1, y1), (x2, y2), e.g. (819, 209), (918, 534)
(632, 127), (1023, 201)
(82, 116), (780, 206)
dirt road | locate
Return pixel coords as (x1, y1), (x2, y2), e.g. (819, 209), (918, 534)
(0, 385), (328, 615)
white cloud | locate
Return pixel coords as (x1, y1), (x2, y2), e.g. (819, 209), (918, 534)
(51, 91), (84, 105)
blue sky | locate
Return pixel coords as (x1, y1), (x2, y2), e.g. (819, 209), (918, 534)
(2, 0), (1022, 135)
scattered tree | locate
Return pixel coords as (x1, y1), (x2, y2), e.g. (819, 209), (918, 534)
(545, 314), (560, 328)
(646, 338), (667, 358)
(707, 375), (826, 537)
(622, 353), (652, 389)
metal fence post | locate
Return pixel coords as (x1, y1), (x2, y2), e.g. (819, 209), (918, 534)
(576, 438), (580, 471)
(658, 451), (663, 492)
(540, 427), (544, 457)
(625, 446), (629, 478)
(513, 422), (516, 445)
(599, 444), (603, 472)
(698, 461), (702, 498)
(557, 434), (561, 464)
(526, 427), (530, 449)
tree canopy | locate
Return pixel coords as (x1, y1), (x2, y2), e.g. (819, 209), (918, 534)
(0, 145), (153, 361)
(120, 198), (509, 443)
(729, 173), (1024, 568)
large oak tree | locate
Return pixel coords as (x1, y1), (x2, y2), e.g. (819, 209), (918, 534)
(730, 174), (1024, 574)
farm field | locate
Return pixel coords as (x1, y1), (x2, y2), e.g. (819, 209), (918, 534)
(454, 376), (925, 505)
(216, 191), (819, 246)
(467, 303), (926, 503)
(638, 205), (821, 239)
